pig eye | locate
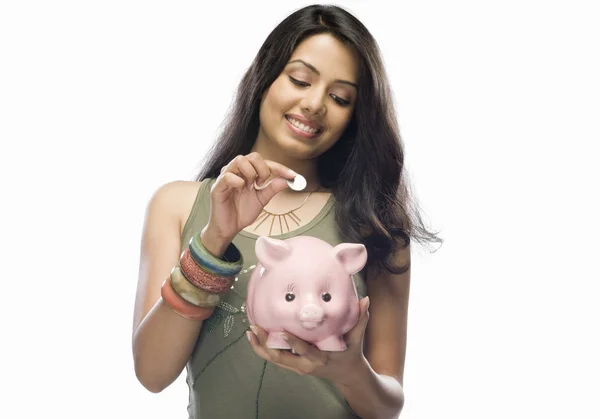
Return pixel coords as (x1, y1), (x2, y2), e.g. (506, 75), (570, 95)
(322, 293), (332, 302)
(285, 292), (295, 302)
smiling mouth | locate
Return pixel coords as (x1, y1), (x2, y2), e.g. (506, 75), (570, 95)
(285, 115), (323, 135)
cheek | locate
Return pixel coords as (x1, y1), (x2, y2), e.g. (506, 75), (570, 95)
(328, 108), (354, 136)
(317, 110), (353, 152)
(262, 79), (295, 116)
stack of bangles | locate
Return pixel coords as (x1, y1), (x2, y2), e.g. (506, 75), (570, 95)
(161, 231), (243, 321)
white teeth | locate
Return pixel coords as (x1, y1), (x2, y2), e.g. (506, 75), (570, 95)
(287, 117), (319, 134)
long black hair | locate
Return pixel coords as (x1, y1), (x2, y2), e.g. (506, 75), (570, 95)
(195, 4), (442, 275)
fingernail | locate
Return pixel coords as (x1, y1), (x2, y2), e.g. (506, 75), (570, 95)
(288, 169), (297, 176)
(365, 296), (370, 308)
(246, 331), (252, 342)
(253, 179), (274, 190)
(280, 332), (289, 341)
(250, 325), (258, 336)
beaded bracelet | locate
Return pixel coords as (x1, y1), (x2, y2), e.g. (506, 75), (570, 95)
(160, 278), (214, 321)
(180, 248), (235, 294)
(188, 232), (243, 277)
(170, 266), (221, 307)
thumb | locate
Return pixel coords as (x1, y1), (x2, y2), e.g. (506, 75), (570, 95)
(346, 296), (370, 346)
(256, 177), (290, 203)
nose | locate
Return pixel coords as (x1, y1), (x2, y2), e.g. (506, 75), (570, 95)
(301, 89), (327, 117)
(299, 304), (324, 322)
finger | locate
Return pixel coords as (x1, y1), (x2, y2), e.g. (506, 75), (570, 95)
(251, 326), (310, 372)
(281, 332), (325, 364)
(252, 178), (276, 191)
(255, 160), (303, 199)
(246, 330), (273, 361)
(220, 156), (242, 176)
(264, 159), (297, 181)
(233, 155), (258, 187)
(251, 325), (286, 361)
(211, 172), (245, 196)
(247, 331), (304, 375)
(254, 174), (292, 202)
(246, 152), (272, 186)
(345, 296), (370, 346)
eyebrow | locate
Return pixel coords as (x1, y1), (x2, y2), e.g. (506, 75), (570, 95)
(287, 59), (358, 89)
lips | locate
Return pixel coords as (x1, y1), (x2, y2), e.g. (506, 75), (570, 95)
(285, 114), (324, 135)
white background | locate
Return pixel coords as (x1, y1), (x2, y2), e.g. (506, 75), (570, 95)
(1, 0), (599, 418)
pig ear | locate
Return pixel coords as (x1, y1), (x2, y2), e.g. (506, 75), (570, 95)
(333, 243), (368, 275)
(255, 236), (292, 269)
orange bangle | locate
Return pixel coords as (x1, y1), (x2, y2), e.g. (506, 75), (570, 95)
(160, 278), (214, 321)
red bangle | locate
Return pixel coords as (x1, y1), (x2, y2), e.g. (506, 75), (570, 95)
(180, 248), (235, 294)
(160, 278), (214, 321)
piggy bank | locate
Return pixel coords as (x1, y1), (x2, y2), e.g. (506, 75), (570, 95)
(246, 235), (367, 351)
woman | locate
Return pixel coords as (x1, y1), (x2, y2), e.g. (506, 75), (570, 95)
(132, 4), (441, 418)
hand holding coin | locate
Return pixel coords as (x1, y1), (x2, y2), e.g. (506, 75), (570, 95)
(253, 173), (307, 192)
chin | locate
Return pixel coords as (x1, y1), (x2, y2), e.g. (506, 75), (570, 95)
(280, 138), (324, 160)
(278, 130), (336, 159)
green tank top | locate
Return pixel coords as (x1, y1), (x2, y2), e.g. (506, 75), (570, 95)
(180, 178), (367, 419)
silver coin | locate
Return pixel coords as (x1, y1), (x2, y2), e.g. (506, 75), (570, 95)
(287, 174), (307, 191)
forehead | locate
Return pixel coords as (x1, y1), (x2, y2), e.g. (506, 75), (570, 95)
(289, 34), (360, 82)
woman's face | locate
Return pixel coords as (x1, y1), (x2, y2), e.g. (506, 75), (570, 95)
(257, 33), (360, 161)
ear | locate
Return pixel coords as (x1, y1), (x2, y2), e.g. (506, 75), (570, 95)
(255, 236), (292, 269)
(332, 243), (368, 275)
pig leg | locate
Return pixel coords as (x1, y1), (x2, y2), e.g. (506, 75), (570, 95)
(315, 335), (347, 351)
(266, 332), (291, 350)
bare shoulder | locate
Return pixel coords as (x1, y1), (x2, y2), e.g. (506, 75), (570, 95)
(145, 180), (203, 236)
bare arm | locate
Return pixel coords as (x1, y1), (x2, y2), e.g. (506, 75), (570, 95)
(132, 181), (222, 393)
(335, 246), (411, 419)
(133, 155), (295, 393)
(133, 154), (296, 393)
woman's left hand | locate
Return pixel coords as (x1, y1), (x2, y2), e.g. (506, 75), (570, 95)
(247, 297), (370, 386)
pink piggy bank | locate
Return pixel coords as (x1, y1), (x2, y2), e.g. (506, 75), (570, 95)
(246, 235), (367, 351)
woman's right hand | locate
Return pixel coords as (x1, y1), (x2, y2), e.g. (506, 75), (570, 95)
(200, 152), (297, 256)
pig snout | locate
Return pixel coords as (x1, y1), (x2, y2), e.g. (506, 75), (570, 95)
(299, 304), (324, 329)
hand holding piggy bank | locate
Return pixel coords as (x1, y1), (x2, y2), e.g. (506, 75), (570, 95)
(246, 236), (367, 351)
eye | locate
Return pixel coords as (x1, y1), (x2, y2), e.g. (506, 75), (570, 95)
(322, 292), (332, 302)
(330, 94), (350, 107)
(289, 76), (310, 87)
(285, 292), (295, 302)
